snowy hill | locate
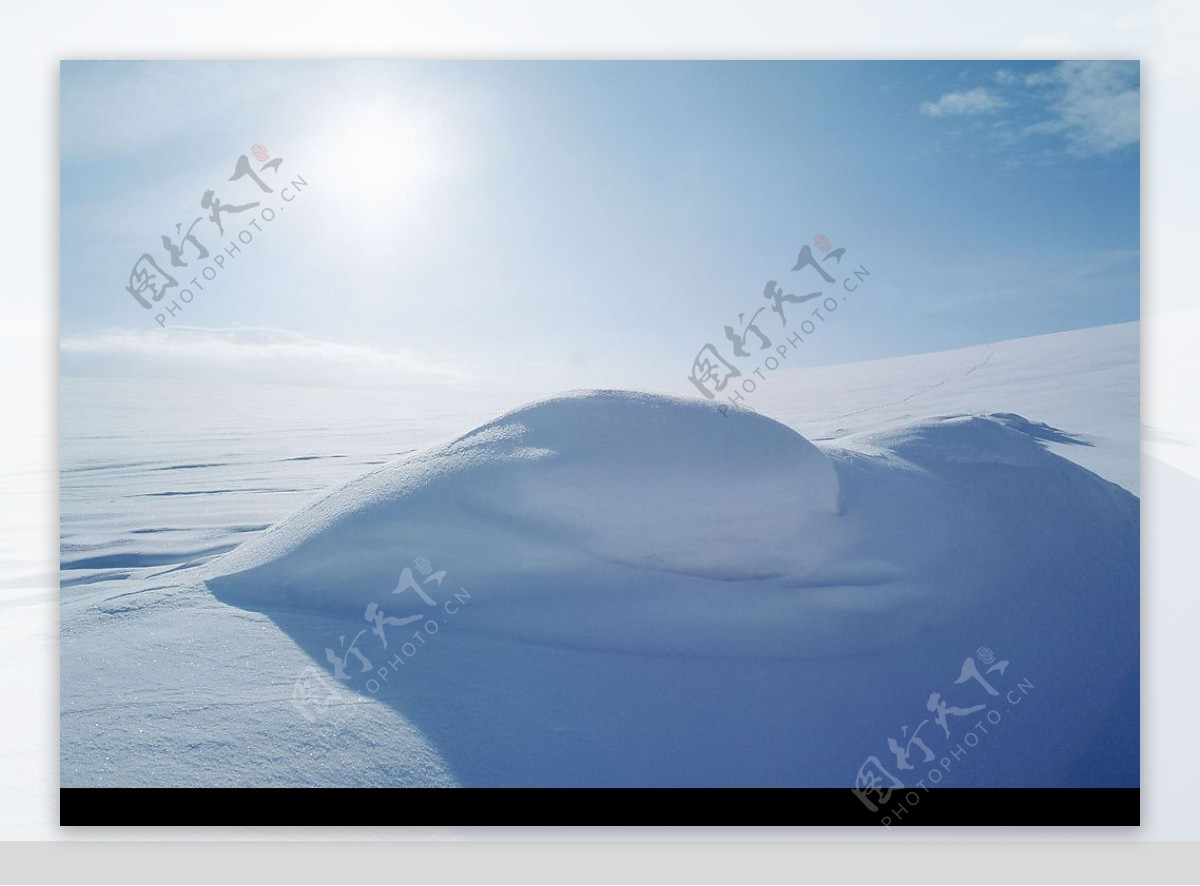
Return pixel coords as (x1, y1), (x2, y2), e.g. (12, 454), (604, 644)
(60, 324), (1139, 788)
(750, 321), (1138, 495)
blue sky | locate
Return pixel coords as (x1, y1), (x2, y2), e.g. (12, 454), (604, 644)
(60, 60), (1139, 394)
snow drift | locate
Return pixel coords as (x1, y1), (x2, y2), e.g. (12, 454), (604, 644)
(61, 326), (1142, 788)
(206, 390), (1138, 672)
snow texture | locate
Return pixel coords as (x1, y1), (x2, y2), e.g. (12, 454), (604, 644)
(60, 323), (1139, 788)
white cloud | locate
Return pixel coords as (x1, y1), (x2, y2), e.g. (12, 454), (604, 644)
(920, 88), (1008, 117)
(1027, 61), (1140, 155)
(922, 62), (1139, 158)
(60, 326), (472, 386)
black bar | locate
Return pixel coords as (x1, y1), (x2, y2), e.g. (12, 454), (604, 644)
(60, 788), (1138, 827)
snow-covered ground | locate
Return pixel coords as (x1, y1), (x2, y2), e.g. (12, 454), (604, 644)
(749, 321), (1139, 496)
(60, 322), (1139, 788)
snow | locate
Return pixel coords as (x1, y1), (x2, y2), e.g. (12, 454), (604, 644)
(60, 322), (1139, 788)
(748, 321), (1139, 496)
(207, 390), (844, 638)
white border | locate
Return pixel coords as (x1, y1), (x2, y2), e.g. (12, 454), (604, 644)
(3, 0), (1199, 879)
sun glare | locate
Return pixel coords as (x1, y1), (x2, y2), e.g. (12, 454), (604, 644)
(319, 102), (443, 206)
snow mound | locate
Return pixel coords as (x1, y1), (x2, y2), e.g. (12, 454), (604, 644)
(205, 392), (1136, 663)
(206, 390), (840, 595)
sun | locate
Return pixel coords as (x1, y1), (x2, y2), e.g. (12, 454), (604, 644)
(317, 101), (443, 207)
